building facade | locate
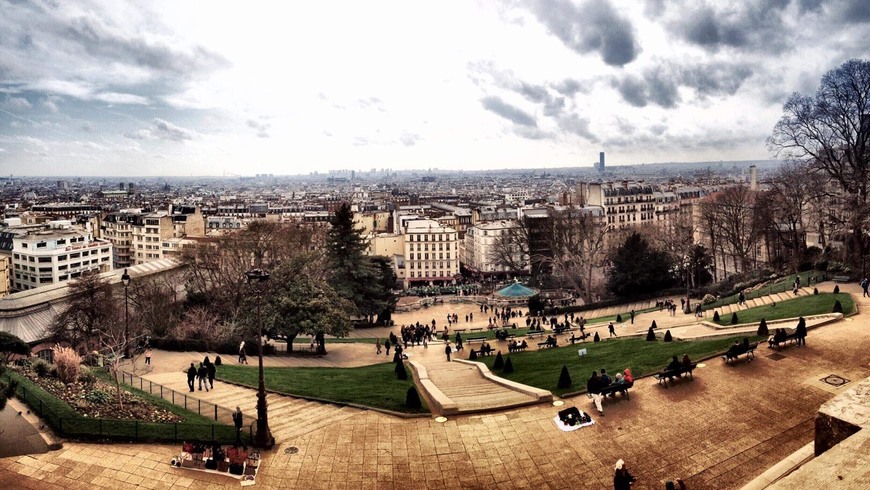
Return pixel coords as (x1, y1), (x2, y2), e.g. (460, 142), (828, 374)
(401, 219), (459, 288)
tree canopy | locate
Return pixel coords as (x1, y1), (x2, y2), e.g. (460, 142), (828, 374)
(0, 331), (30, 364)
(607, 232), (675, 298)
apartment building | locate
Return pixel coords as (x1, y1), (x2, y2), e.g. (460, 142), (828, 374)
(0, 254), (10, 297)
(10, 221), (113, 291)
(463, 220), (529, 278)
(102, 207), (205, 267)
(581, 182), (658, 229)
(400, 219), (459, 288)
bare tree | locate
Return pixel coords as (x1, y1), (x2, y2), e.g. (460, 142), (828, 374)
(543, 207), (609, 303)
(487, 220), (531, 275)
(48, 272), (116, 353)
(769, 59), (870, 270)
(645, 210), (696, 286)
(700, 186), (763, 275)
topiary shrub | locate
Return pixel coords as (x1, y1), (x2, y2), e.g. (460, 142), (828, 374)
(31, 358), (51, 378)
(395, 361), (408, 380)
(469, 349), (478, 360)
(214, 355), (222, 366)
(493, 351), (504, 370)
(503, 357), (514, 373)
(663, 330), (673, 342)
(758, 318), (769, 337)
(833, 300), (843, 313)
(593, 332), (600, 342)
(557, 365), (572, 389)
(616, 314), (623, 323)
(713, 311), (720, 322)
(833, 285), (840, 294)
(651, 320), (658, 329)
(813, 288), (819, 295)
(646, 327), (656, 341)
(52, 346), (81, 385)
(731, 312), (739, 325)
(405, 387), (422, 409)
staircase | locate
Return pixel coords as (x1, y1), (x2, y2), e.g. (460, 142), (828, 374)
(140, 371), (364, 443)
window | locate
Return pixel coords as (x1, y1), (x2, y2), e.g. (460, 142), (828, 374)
(70, 262), (80, 268)
(39, 267), (51, 273)
(57, 255), (67, 261)
(13, 253), (19, 259)
(70, 253), (80, 259)
(39, 277), (52, 283)
(58, 265), (67, 270)
(21, 243), (27, 248)
(38, 257), (51, 263)
(59, 275), (68, 281)
(57, 239), (66, 245)
(36, 242), (46, 248)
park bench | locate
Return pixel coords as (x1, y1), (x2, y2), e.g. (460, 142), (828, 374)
(453, 328), (467, 333)
(466, 336), (488, 343)
(833, 275), (850, 283)
(470, 327), (484, 332)
(568, 333), (590, 344)
(537, 341), (557, 349)
(724, 342), (758, 363)
(590, 381), (634, 400)
(768, 333), (803, 349)
(526, 331), (546, 339)
(508, 343), (528, 353)
(553, 325), (568, 335)
(475, 347), (495, 356)
(653, 363), (697, 386)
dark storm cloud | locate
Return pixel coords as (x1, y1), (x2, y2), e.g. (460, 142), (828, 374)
(614, 62), (753, 108)
(671, 0), (792, 53)
(480, 96), (537, 127)
(616, 75), (648, 107)
(839, 0), (870, 23)
(527, 0), (640, 66)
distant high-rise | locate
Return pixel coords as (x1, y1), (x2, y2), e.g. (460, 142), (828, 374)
(599, 152), (605, 172)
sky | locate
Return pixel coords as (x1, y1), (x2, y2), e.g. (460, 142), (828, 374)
(0, 0), (868, 177)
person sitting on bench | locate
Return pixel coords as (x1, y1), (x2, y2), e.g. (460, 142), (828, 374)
(623, 368), (633, 383)
(666, 356), (681, 378)
(613, 373), (625, 385)
(546, 335), (557, 347)
(725, 340), (743, 358)
(600, 368), (612, 387)
(772, 328), (787, 345)
(520, 340), (528, 350)
(681, 354), (692, 369)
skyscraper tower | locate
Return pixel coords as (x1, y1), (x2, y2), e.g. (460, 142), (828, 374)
(599, 152), (605, 172)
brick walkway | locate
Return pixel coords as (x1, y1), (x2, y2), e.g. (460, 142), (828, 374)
(2, 282), (867, 489)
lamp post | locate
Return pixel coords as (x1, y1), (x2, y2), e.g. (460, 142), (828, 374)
(245, 268), (273, 449)
(121, 268), (131, 358)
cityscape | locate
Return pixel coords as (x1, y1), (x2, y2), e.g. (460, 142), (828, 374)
(1, 1), (870, 489)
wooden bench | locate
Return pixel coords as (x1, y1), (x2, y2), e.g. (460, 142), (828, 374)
(537, 341), (557, 349)
(833, 275), (850, 283)
(526, 331), (546, 339)
(591, 381), (634, 400)
(553, 326), (568, 335)
(768, 333), (802, 349)
(453, 328), (467, 333)
(724, 342), (758, 363)
(470, 327), (484, 332)
(466, 336), (488, 343)
(508, 344), (528, 353)
(653, 363), (697, 385)
(476, 347), (495, 356)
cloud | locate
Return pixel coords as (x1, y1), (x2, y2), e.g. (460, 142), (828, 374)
(556, 115), (597, 142)
(152, 118), (194, 141)
(669, 0), (792, 53)
(1, 96), (32, 112)
(93, 92), (149, 105)
(246, 119), (271, 138)
(838, 0), (870, 23)
(123, 129), (152, 140)
(480, 96), (537, 127)
(614, 61), (753, 108)
(41, 96), (61, 113)
(399, 132), (421, 146)
(526, 0), (640, 66)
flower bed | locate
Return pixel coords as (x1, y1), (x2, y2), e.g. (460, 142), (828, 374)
(13, 368), (183, 423)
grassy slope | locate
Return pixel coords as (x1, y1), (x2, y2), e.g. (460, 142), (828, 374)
(712, 293), (854, 325)
(216, 362), (428, 414)
(480, 336), (758, 397)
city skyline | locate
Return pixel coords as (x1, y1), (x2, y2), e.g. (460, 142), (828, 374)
(1, 0), (868, 177)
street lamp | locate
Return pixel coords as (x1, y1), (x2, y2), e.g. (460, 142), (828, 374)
(245, 268), (273, 449)
(121, 268), (130, 358)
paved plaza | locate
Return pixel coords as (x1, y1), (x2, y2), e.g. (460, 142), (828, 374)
(2, 282), (868, 489)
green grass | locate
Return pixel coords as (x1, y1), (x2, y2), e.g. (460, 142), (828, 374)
(703, 270), (825, 310)
(5, 370), (240, 444)
(586, 306), (660, 325)
(712, 293), (854, 325)
(480, 336), (760, 397)
(216, 362), (428, 414)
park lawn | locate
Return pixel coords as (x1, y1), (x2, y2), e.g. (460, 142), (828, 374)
(586, 306), (660, 325)
(480, 336), (757, 397)
(712, 293), (854, 325)
(216, 362), (428, 414)
(703, 270), (825, 310)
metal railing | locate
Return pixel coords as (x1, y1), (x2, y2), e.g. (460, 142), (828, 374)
(118, 371), (236, 425)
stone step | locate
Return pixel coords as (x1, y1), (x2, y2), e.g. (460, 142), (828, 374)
(272, 406), (362, 442)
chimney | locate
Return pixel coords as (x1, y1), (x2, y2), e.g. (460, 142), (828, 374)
(750, 165), (757, 191)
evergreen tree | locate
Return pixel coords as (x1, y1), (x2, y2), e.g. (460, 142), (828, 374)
(646, 327), (656, 341)
(663, 330), (673, 342)
(616, 314), (622, 323)
(607, 232), (677, 298)
(557, 365), (572, 389)
(503, 357), (514, 373)
(731, 312), (739, 324)
(833, 285), (840, 294)
(395, 360), (408, 380)
(493, 351), (504, 369)
(405, 387), (422, 409)
(651, 320), (657, 329)
(758, 318), (769, 337)
(593, 332), (600, 342)
(713, 311), (720, 322)
(469, 349), (478, 360)
(833, 300), (843, 313)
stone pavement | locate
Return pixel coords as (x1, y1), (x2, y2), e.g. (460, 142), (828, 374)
(2, 282), (868, 489)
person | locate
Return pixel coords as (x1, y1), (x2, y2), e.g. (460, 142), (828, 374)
(623, 368), (633, 383)
(681, 354), (692, 369)
(695, 303), (702, 317)
(206, 359), (216, 389)
(238, 341), (246, 364)
(144, 348), (152, 366)
(444, 342), (452, 362)
(232, 407), (244, 446)
(600, 368), (612, 387)
(666, 355), (681, 372)
(376, 338), (382, 355)
(724, 339), (742, 358)
(197, 362), (209, 392)
(613, 373), (625, 385)
(613, 459), (636, 489)
(629, 309), (635, 324)
(665, 479), (686, 490)
(738, 291), (745, 305)
(587, 371), (604, 415)
(861, 277), (869, 297)
(455, 331), (463, 351)
(384, 338), (391, 357)
(186, 362), (197, 392)
(795, 317), (807, 346)
(608, 322), (617, 337)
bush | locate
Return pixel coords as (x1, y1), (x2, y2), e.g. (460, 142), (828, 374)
(833, 300), (843, 313)
(813, 288), (818, 295)
(731, 312), (739, 325)
(616, 314), (623, 323)
(214, 355), (222, 366)
(469, 349), (478, 360)
(833, 285), (840, 294)
(31, 358), (51, 378)
(493, 351), (504, 370)
(503, 357), (514, 373)
(395, 361), (408, 380)
(646, 327), (656, 341)
(702, 294), (717, 305)
(713, 311), (720, 322)
(593, 332), (600, 342)
(758, 318), (769, 337)
(84, 389), (113, 405)
(557, 365), (572, 389)
(78, 366), (96, 385)
(150, 337), (209, 353)
(651, 320), (657, 329)
(663, 330), (673, 342)
(52, 346), (82, 384)
(405, 387), (422, 409)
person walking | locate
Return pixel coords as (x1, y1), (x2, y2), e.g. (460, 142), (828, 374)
(232, 407), (244, 446)
(445, 342), (452, 362)
(613, 459), (636, 490)
(455, 331), (463, 351)
(861, 278), (869, 297)
(376, 338), (382, 355)
(144, 348), (152, 366)
(608, 322), (617, 337)
(384, 338), (391, 357)
(206, 359), (216, 389)
(197, 362), (209, 392)
(186, 363), (197, 392)
(629, 310), (635, 324)
(238, 341), (246, 364)
(587, 371), (604, 416)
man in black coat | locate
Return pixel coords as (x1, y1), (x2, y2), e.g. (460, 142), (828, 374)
(206, 360), (216, 389)
(587, 371), (604, 415)
(186, 363), (197, 392)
